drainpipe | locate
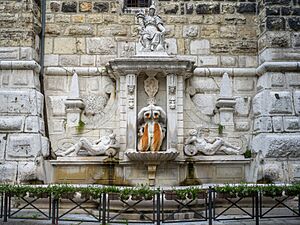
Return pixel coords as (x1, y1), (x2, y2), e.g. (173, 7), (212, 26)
(39, 0), (50, 145)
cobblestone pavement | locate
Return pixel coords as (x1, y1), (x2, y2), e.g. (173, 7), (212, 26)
(0, 217), (300, 225)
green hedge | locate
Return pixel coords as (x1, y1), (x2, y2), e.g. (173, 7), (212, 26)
(215, 183), (300, 198)
(0, 183), (299, 199)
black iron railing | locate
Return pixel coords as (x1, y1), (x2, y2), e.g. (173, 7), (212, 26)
(0, 185), (299, 225)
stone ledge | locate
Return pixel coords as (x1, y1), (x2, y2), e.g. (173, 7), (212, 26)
(194, 67), (256, 77)
(50, 156), (108, 165)
(0, 60), (40, 73)
(45, 67), (105, 76)
(182, 155), (250, 164)
(257, 61), (300, 76)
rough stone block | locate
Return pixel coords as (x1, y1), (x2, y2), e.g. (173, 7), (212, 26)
(45, 38), (53, 54)
(0, 162), (17, 183)
(189, 77), (219, 92)
(81, 55), (96, 66)
(50, 2), (61, 12)
(253, 90), (293, 116)
(288, 17), (300, 31)
(220, 26), (237, 38)
(221, 56), (236, 67)
(6, 134), (46, 160)
(292, 32), (300, 47)
(254, 117), (273, 133)
(283, 116), (300, 131)
(237, 3), (256, 14)
(117, 42), (135, 58)
(235, 78), (254, 91)
(59, 55), (80, 66)
(165, 38), (177, 55)
(65, 25), (94, 35)
(265, 0), (291, 6)
(253, 91), (269, 116)
(256, 73), (271, 90)
(163, 3), (179, 14)
(222, 4), (235, 14)
(51, 119), (65, 133)
(190, 40), (210, 55)
(0, 116), (24, 132)
(54, 38), (77, 54)
(266, 17), (286, 31)
(94, 2), (109, 12)
(269, 91), (293, 114)
(183, 25), (198, 38)
(17, 161), (38, 183)
(87, 37), (116, 54)
(0, 90), (43, 116)
(235, 97), (251, 116)
(0, 134), (6, 161)
(234, 121), (250, 131)
(72, 15), (85, 23)
(252, 133), (300, 158)
(238, 56), (257, 67)
(25, 116), (45, 134)
(185, 3), (193, 14)
(294, 91), (300, 115)
(0, 47), (19, 60)
(79, 2), (92, 12)
(48, 96), (67, 116)
(287, 73), (300, 87)
(96, 55), (116, 66)
(271, 73), (286, 87)
(46, 24), (62, 36)
(272, 116), (284, 132)
(20, 47), (36, 61)
(62, 2), (77, 13)
(86, 14), (104, 24)
(98, 25), (128, 36)
(266, 7), (280, 16)
(191, 94), (217, 116)
(198, 56), (219, 66)
(11, 70), (34, 87)
(45, 77), (66, 91)
(196, 3), (220, 14)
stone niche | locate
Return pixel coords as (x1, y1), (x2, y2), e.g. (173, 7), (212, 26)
(107, 56), (194, 185)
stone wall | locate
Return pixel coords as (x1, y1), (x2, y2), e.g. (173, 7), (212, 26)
(44, 0), (258, 67)
(252, 0), (300, 183)
(0, 0), (49, 183)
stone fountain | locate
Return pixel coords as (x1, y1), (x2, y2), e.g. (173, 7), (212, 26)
(50, 5), (250, 186)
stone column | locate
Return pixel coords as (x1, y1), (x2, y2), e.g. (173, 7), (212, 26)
(0, 1), (49, 183)
(251, 0), (300, 182)
(167, 74), (178, 150)
(126, 74), (137, 151)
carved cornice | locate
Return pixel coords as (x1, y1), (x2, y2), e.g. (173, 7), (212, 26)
(107, 57), (195, 78)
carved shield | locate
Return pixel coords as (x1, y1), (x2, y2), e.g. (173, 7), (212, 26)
(144, 76), (159, 98)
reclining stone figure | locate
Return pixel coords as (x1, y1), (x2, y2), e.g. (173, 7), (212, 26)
(58, 133), (119, 157)
(184, 129), (242, 156)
